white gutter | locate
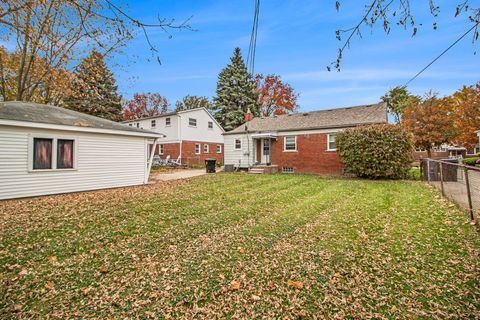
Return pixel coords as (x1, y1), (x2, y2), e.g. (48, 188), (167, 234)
(0, 119), (165, 138)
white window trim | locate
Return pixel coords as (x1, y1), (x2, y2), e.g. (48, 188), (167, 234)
(208, 121), (213, 130)
(283, 136), (297, 152)
(165, 117), (171, 127)
(216, 144), (222, 154)
(159, 144), (164, 155)
(188, 118), (197, 127)
(203, 144), (209, 153)
(28, 135), (78, 172)
(151, 120), (156, 128)
(195, 143), (201, 155)
(234, 139), (242, 150)
(327, 133), (337, 151)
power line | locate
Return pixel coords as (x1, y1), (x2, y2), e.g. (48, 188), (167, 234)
(247, 0), (260, 74)
(403, 20), (479, 87)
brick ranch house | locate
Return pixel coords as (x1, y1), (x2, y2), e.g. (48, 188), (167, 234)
(123, 107), (225, 165)
(223, 103), (388, 175)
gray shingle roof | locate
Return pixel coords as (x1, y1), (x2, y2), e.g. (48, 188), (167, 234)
(225, 102), (388, 134)
(0, 101), (162, 137)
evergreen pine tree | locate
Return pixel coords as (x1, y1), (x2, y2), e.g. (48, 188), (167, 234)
(65, 50), (123, 122)
(213, 48), (259, 131)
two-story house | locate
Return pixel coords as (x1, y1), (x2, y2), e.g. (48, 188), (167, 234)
(123, 108), (225, 165)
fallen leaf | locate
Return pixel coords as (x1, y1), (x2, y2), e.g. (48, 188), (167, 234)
(251, 294), (261, 301)
(238, 247), (245, 253)
(230, 280), (241, 291)
(296, 309), (307, 317)
(12, 304), (22, 312)
(287, 279), (303, 289)
(409, 267), (417, 274)
(48, 256), (57, 263)
(82, 287), (91, 295)
(99, 266), (108, 274)
(45, 281), (54, 290)
(18, 269), (28, 277)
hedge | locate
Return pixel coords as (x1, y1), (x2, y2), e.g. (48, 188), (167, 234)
(336, 124), (414, 179)
(463, 157), (480, 166)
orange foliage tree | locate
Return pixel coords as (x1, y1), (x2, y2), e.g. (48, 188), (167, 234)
(123, 93), (169, 120)
(402, 93), (457, 157)
(448, 84), (480, 149)
(255, 74), (299, 117)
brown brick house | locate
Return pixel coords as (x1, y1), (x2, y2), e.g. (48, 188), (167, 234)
(223, 103), (388, 175)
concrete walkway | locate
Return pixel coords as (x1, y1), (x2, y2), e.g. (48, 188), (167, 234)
(150, 169), (208, 182)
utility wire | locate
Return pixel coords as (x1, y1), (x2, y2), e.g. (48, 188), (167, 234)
(247, 0), (260, 74)
(403, 20), (479, 87)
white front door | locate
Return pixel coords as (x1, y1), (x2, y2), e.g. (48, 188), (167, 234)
(261, 138), (271, 164)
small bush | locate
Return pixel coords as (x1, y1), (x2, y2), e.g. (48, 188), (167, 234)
(463, 157), (480, 166)
(336, 124), (414, 179)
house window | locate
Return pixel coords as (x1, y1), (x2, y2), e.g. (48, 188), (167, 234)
(151, 120), (156, 128)
(195, 143), (201, 155)
(189, 118), (197, 127)
(159, 144), (164, 155)
(33, 138), (53, 169)
(284, 136), (297, 151)
(282, 167), (294, 173)
(234, 139), (241, 150)
(128, 123), (133, 127)
(327, 134), (336, 151)
(57, 139), (74, 169)
(208, 121), (213, 129)
(216, 144), (222, 153)
(203, 144), (209, 153)
(32, 137), (76, 170)
(165, 117), (171, 126)
(136, 123), (140, 128)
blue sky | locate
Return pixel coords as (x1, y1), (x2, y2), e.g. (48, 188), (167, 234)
(114, 0), (479, 112)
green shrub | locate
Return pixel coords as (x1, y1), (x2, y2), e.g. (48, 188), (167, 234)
(336, 124), (414, 179)
(463, 157), (479, 166)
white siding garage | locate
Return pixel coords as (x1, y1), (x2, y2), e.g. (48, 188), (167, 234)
(0, 102), (163, 200)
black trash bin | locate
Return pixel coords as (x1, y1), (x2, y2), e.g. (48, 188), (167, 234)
(205, 158), (216, 173)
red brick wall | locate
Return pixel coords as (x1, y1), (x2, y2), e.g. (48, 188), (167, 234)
(150, 143), (181, 159)
(181, 140), (224, 166)
(270, 134), (343, 175)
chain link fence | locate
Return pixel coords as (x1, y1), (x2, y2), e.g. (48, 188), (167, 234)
(421, 159), (479, 222)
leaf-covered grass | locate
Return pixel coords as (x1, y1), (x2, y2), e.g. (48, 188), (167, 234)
(1, 173), (479, 319)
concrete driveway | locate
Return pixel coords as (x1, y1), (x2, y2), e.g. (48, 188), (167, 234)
(150, 169), (208, 182)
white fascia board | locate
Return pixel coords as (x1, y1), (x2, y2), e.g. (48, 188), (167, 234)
(0, 119), (165, 138)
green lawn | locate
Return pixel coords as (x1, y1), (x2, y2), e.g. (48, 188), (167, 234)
(1, 174), (479, 319)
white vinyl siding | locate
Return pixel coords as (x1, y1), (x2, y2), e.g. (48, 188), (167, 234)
(224, 134), (254, 168)
(327, 133), (336, 151)
(0, 126), (149, 200)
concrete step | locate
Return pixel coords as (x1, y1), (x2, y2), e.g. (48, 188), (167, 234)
(248, 168), (265, 174)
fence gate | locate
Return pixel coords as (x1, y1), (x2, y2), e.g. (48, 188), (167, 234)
(421, 159), (479, 222)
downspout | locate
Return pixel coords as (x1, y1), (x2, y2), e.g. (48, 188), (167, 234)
(145, 137), (159, 184)
(178, 114), (182, 164)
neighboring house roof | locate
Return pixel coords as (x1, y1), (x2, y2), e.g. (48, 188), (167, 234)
(0, 101), (163, 138)
(123, 107), (225, 132)
(224, 102), (388, 135)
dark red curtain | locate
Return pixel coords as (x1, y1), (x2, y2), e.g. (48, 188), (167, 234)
(33, 138), (53, 169)
(57, 139), (74, 169)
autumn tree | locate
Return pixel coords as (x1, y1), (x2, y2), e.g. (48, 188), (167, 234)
(255, 74), (299, 117)
(449, 83), (480, 149)
(402, 93), (457, 157)
(381, 86), (419, 124)
(175, 95), (213, 112)
(123, 93), (169, 120)
(0, 1), (191, 103)
(213, 48), (259, 131)
(64, 50), (123, 121)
